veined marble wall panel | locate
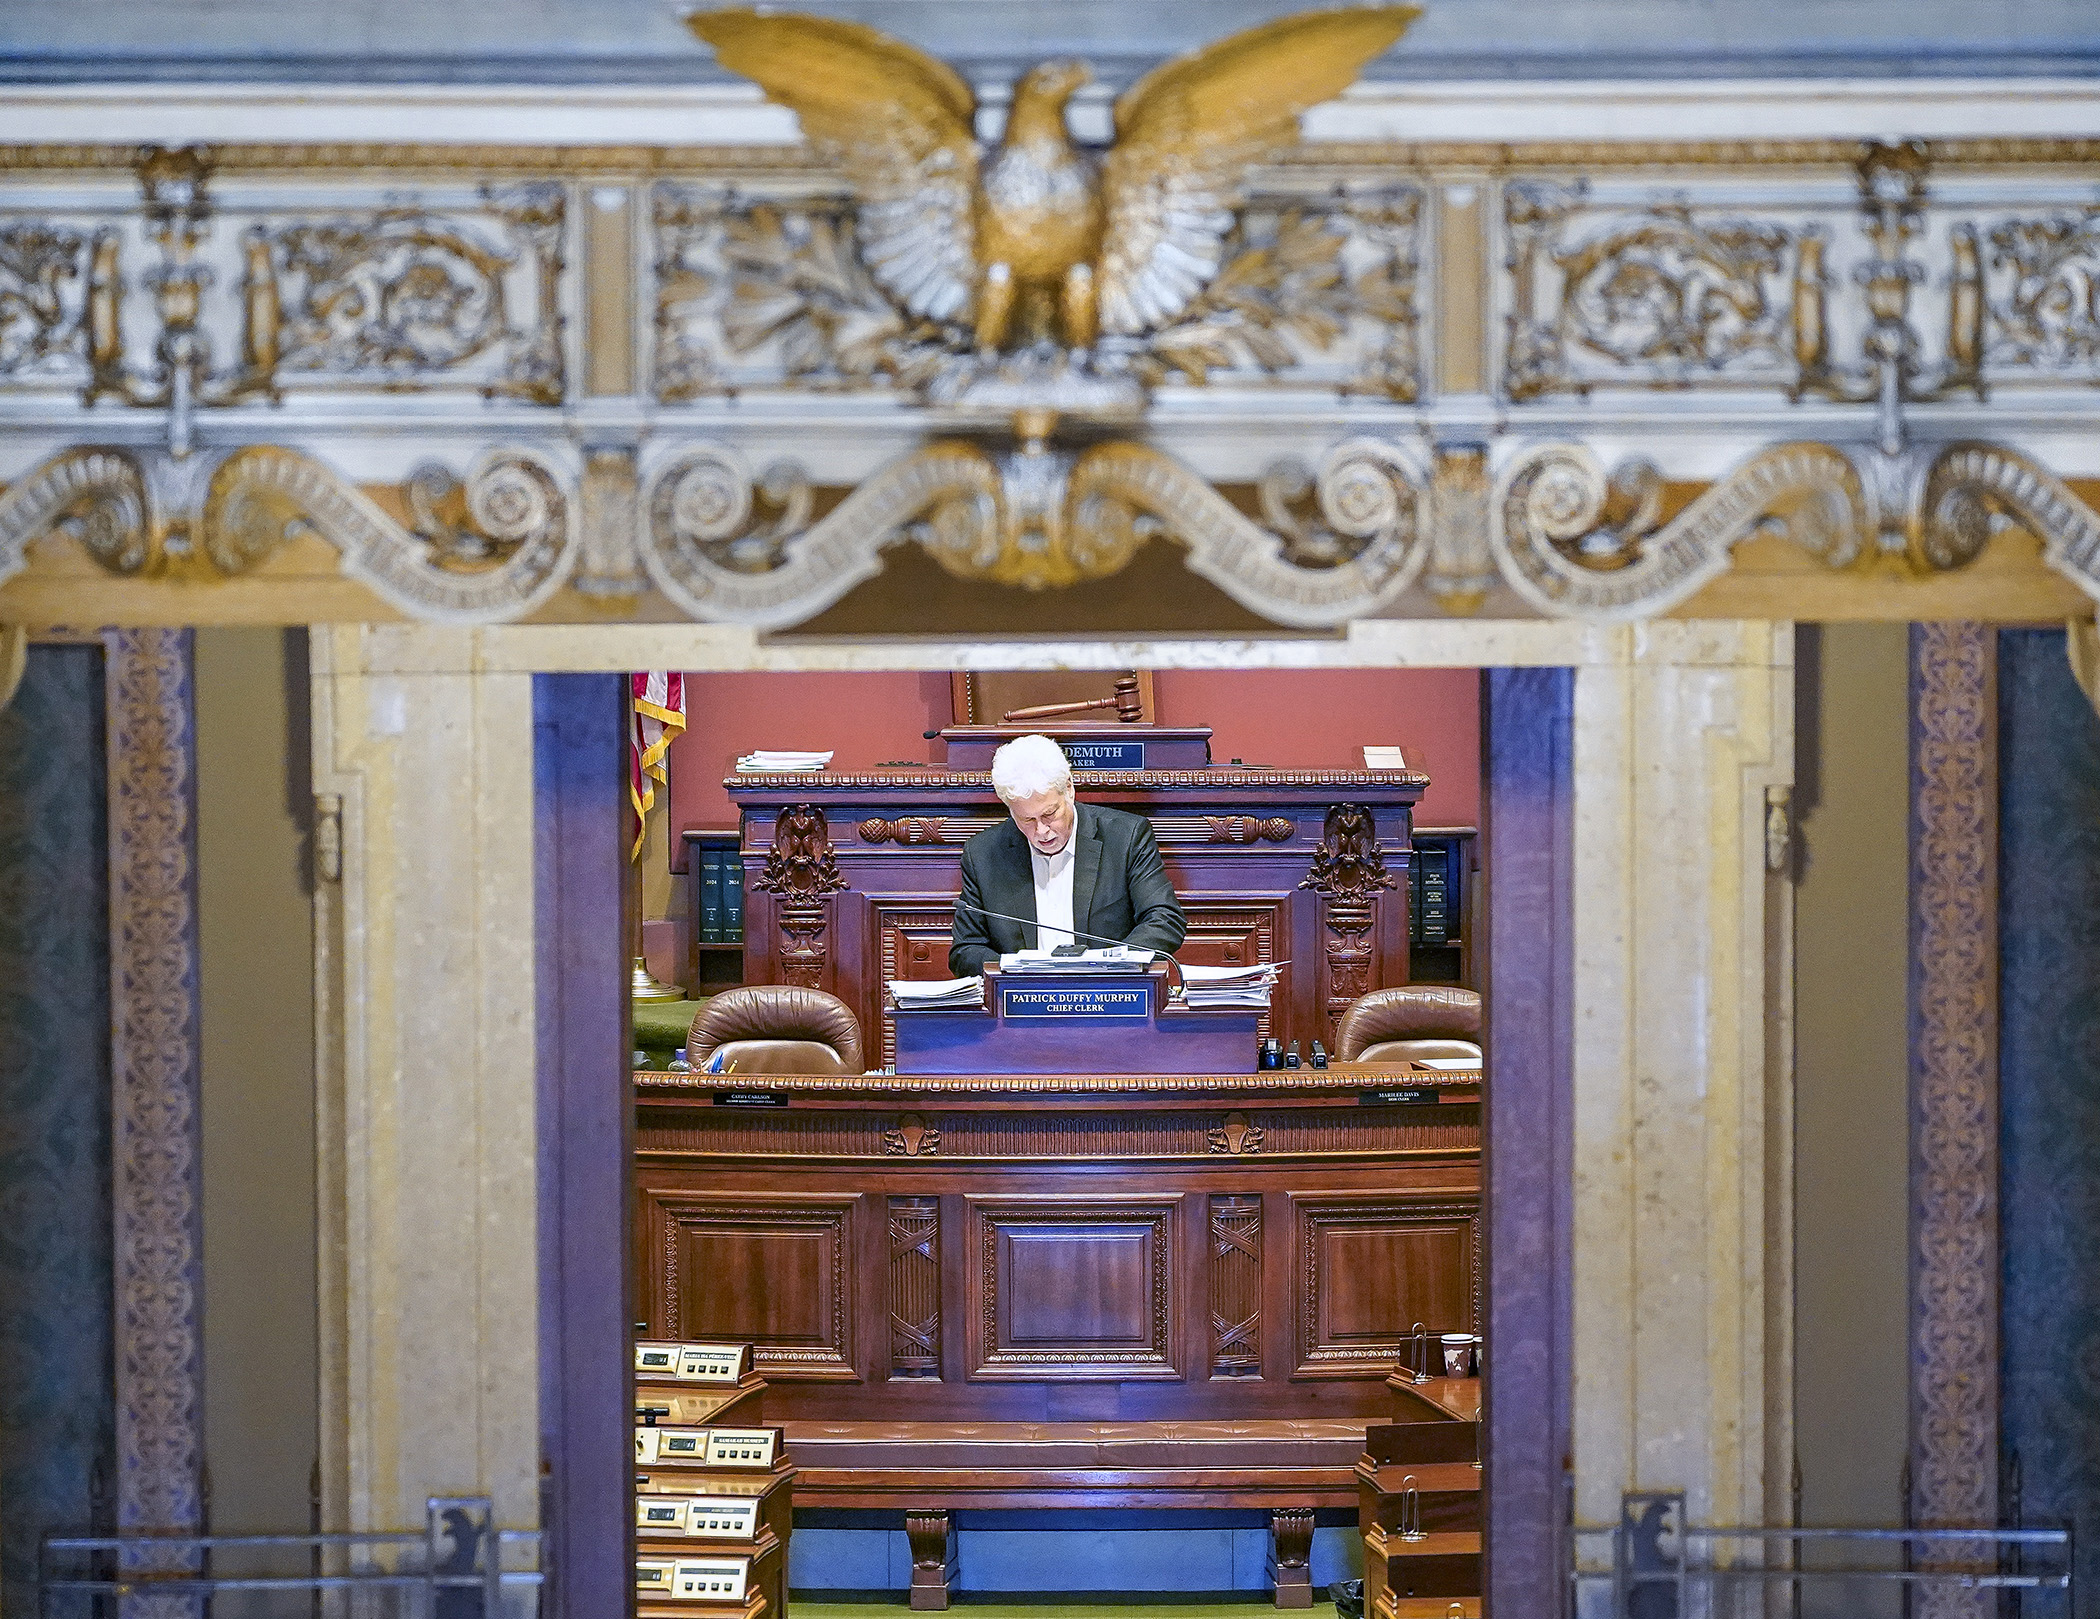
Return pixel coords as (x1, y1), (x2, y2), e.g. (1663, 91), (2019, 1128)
(313, 618), (1792, 1552)
(309, 625), (540, 1551)
(1570, 621), (1794, 1529)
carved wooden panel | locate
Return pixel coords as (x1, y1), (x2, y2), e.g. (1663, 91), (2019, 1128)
(967, 1196), (1185, 1380)
(1209, 1193), (1263, 1378)
(877, 902), (965, 1065)
(644, 1189), (862, 1381)
(1177, 904), (1286, 1040)
(1290, 1192), (1480, 1379)
(887, 1195), (942, 1381)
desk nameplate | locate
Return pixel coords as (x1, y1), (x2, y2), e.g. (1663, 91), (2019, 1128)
(999, 984), (1152, 1021)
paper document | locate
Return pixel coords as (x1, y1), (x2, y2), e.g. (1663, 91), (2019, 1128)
(998, 946), (1155, 973)
(1176, 959), (1282, 1009)
(735, 749), (834, 772)
(1416, 1056), (1481, 1072)
(889, 976), (985, 1009)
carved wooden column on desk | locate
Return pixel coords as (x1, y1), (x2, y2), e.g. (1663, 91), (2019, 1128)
(1302, 803), (1401, 1038)
(751, 804), (847, 989)
(1208, 1192), (1263, 1378)
(887, 1195), (942, 1380)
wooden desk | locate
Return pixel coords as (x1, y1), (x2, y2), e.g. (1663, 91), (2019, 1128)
(635, 1060), (1478, 1605)
(722, 766), (1427, 1065)
(635, 1061), (1478, 1406)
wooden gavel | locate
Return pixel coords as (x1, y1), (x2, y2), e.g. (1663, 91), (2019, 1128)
(1001, 672), (1144, 724)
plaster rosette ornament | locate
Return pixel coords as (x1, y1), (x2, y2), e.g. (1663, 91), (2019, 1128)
(683, 3), (1419, 414)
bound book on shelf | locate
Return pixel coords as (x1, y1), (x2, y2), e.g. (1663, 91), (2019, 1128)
(700, 847), (723, 943)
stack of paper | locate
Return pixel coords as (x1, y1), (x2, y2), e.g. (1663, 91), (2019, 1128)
(735, 749), (833, 772)
(1176, 961), (1281, 1009)
(1363, 745), (1408, 769)
(889, 976), (984, 1010)
(998, 947), (1155, 974)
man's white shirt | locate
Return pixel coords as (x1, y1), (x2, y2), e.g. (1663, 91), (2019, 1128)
(1030, 839), (1077, 948)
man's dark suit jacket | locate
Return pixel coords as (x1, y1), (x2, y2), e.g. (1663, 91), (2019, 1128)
(948, 802), (1187, 976)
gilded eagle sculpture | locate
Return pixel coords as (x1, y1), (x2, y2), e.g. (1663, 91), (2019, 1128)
(685, 5), (1421, 355)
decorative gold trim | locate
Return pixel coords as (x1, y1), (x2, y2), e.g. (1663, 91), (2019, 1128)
(5, 137), (2100, 179)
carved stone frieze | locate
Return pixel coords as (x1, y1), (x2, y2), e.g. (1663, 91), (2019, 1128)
(0, 221), (91, 379)
(650, 183), (1422, 406)
(1505, 181), (1800, 400)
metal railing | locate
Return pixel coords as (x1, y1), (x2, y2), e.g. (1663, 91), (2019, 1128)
(38, 1495), (543, 1616)
(1572, 1491), (2073, 1619)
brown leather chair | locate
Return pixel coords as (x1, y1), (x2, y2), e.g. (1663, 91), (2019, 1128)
(1335, 985), (1482, 1064)
(686, 985), (864, 1076)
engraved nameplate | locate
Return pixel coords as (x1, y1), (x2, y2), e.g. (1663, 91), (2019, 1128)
(1000, 984), (1151, 1020)
(1358, 1087), (1439, 1106)
(704, 1427), (781, 1469)
(674, 1558), (750, 1603)
(1060, 740), (1143, 770)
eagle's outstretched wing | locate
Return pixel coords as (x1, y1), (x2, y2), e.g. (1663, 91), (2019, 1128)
(687, 8), (980, 323)
(1097, 6), (1420, 336)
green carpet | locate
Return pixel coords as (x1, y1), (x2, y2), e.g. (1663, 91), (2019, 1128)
(633, 996), (708, 1062)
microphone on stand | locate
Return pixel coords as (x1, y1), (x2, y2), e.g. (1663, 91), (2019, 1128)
(950, 897), (1186, 995)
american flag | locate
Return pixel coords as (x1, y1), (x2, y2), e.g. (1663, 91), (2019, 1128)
(630, 671), (686, 860)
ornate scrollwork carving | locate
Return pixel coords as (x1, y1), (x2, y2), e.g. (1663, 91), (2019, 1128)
(0, 222), (90, 378)
(1493, 439), (1868, 618)
(639, 430), (1427, 630)
(276, 215), (512, 372)
(1491, 435), (2100, 619)
(268, 182), (566, 403)
(1302, 804), (1396, 908)
(754, 805), (847, 989)
(1985, 208), (2100, 373)
(0, 444), (159, 583)
(200, 444), (576, 620)
(1505, 182), (1796, 400)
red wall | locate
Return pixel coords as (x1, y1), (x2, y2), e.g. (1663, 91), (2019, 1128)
(666, 667), (1480, 858)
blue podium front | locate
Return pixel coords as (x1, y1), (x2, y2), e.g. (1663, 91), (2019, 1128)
(891, 966), (1259, 1076)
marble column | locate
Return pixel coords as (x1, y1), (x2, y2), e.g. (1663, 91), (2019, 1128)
(1568, 622), (1796, 1534)
(309, 625), (541, 1558)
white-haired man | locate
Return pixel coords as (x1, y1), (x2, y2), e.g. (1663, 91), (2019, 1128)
(948, 732), (1188, 976)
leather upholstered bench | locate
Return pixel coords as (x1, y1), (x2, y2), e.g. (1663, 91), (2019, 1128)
(785, 1416), (1378, 1609)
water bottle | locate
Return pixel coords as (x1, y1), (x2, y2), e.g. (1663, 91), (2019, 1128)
(667, 1047), (692, 1073)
